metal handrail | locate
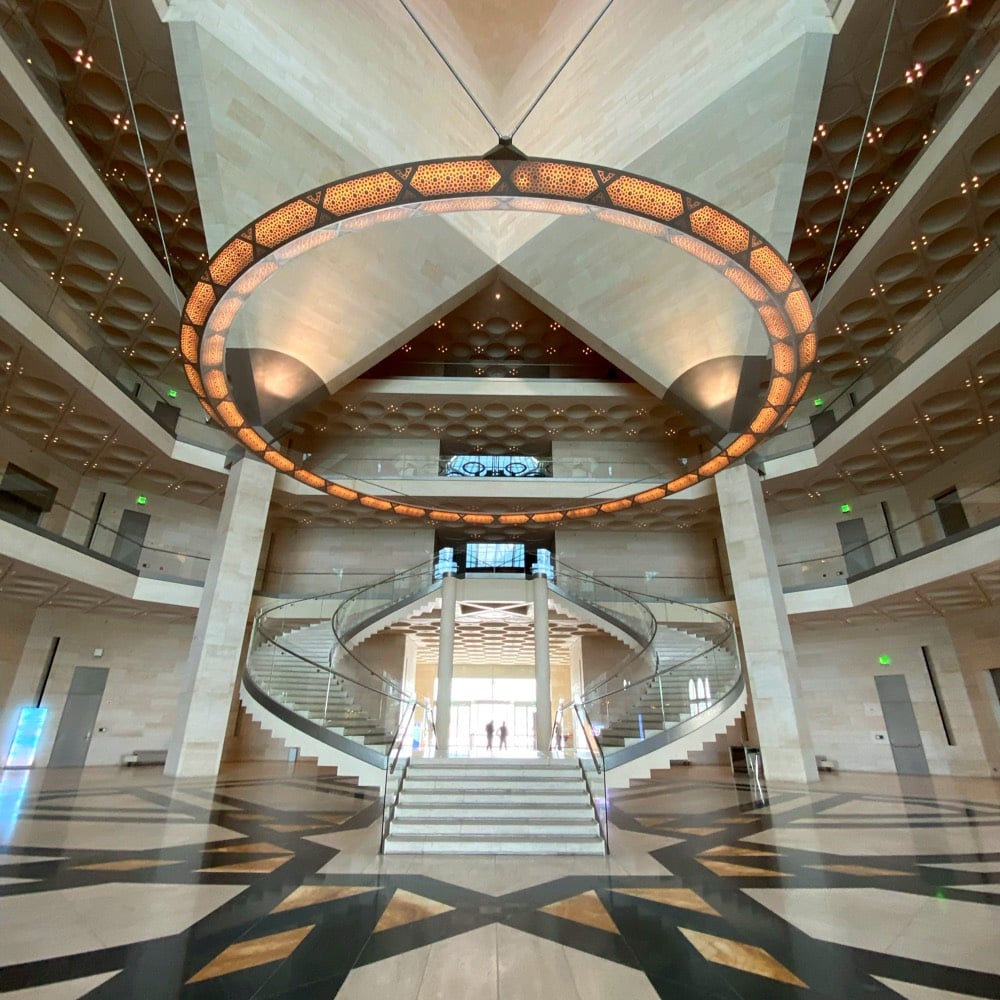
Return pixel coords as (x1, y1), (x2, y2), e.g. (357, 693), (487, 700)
(573, 701), (609, 853)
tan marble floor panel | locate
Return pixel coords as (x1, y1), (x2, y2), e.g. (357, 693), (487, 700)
(0, 874), (39, 885)
(745, 887), (1000, 975)
(1, 819), (245, 852)
(0, 882), (247, 965)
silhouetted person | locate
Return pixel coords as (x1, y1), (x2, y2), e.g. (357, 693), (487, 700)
(485, 720), (494, 751)
(498, 722), (508, 750)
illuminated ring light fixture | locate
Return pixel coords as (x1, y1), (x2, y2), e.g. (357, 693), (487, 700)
(180, 154), (816, 527)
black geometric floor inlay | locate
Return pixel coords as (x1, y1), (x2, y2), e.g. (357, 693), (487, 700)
(1, 765), (998, 998)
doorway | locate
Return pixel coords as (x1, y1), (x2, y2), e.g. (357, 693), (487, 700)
(874, 674), (930, 775)
(111, 509), (150, 569)
(48, 666), (109, 768)
(837, 517), (875, 576)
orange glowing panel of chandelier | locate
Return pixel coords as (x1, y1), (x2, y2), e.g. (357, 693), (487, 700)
(180, 154), (816, 525)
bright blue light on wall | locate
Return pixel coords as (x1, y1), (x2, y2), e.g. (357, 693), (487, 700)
(5, 706), (47, 768)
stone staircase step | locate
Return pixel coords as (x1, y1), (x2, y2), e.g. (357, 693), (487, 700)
(383, 834), (607, 855)
(384, 757), (605, 855)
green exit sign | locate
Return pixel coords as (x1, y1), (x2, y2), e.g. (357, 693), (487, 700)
(879, 654), (892, 665)
(136, 495), (148, 505)
(840, 503), (852, 513)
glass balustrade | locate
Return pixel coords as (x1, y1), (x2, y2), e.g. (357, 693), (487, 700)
(759, 233), (1000, 465)
(776, 475), (1000, 591)
(0, 493), (211, 583)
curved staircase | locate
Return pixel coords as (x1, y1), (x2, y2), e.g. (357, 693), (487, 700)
(241, 558), (745, 852)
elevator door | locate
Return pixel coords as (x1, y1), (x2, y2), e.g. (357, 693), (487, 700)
(875, 674), (930, 775)
(111, 509), (150, 569)
(837, 517), (874, 576)
(48, 666), (108, 768)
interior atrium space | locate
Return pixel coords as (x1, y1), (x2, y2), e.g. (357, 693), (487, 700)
(0, 0), (999, 997)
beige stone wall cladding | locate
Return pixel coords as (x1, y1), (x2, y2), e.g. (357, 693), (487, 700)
(262, 526), (435, 593)
(944, 607), (1000, 775)
(792, 616), (991, 777)
(68, 479), (220, 580)
(555, 529), (723, 599)
(2, 608), (194, 768)
(579, 634), (629, 690)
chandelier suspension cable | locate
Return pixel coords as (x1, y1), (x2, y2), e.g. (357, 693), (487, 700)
(398, 0), (502, 140)
(816, 0), (898, 313)
(107, 0), (181, 308)
(509, 0), (615, 141)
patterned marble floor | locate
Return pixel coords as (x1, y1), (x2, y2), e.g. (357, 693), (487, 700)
(0, 761), (998, 999)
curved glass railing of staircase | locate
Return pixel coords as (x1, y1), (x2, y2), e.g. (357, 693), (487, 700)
(246, 560), (442, 773)
(551, 559), (660, 703)
(568, 589), (743, 770)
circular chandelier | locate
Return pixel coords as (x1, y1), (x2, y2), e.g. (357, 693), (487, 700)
(180, 152), (816, 527)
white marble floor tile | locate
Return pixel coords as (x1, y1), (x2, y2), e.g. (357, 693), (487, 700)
(416, 924), (498, 1000)
(1, 819), (244, 851)
(1, 971), (122, 999)
(0, 882), (247, 965)
(745, 888), (1000, 975)
(336, 944), (432, 1000)
(743, 824), (1000, 857)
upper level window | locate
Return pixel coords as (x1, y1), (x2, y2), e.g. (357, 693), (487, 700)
(466, 543), (525, 572)
(0, 464), (56, 527)
(442, 455), (544, 478)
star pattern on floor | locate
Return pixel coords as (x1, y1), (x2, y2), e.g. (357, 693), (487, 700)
(1, 768), (999, 998)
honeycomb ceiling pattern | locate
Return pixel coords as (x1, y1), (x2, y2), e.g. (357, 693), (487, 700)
(302, 393), (699, 459)
(790, 0), (999, 294)
(384, 600), (603, 669)
(0, 102), (185, 383)
(0, 0), (993, 557)
(0, 326), (226, 506)
(809, 126), (999, 394)
(9, 0), (208, 290)
(0, 553), (196, 619)
(795, 562), (1000, 625)
(358, 278), (625, 383)
(764, 342), (999, 511)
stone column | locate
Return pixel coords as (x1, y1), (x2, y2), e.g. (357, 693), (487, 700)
(165, 456), (275, 777)
(532, 550), (553, 753)
(716, 461), (818, 783)
(435, 572), (458, 755)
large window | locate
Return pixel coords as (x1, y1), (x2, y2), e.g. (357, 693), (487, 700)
(442, 454), (544, 478)
(466, 543), (525, 572)
(0, 464), (56, 527)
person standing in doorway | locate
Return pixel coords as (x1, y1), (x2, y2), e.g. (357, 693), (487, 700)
(485, 720), (495, 751)
(498, 721), (508, 750)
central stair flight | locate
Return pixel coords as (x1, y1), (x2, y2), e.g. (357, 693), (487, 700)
(383, 757), (606, 854)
